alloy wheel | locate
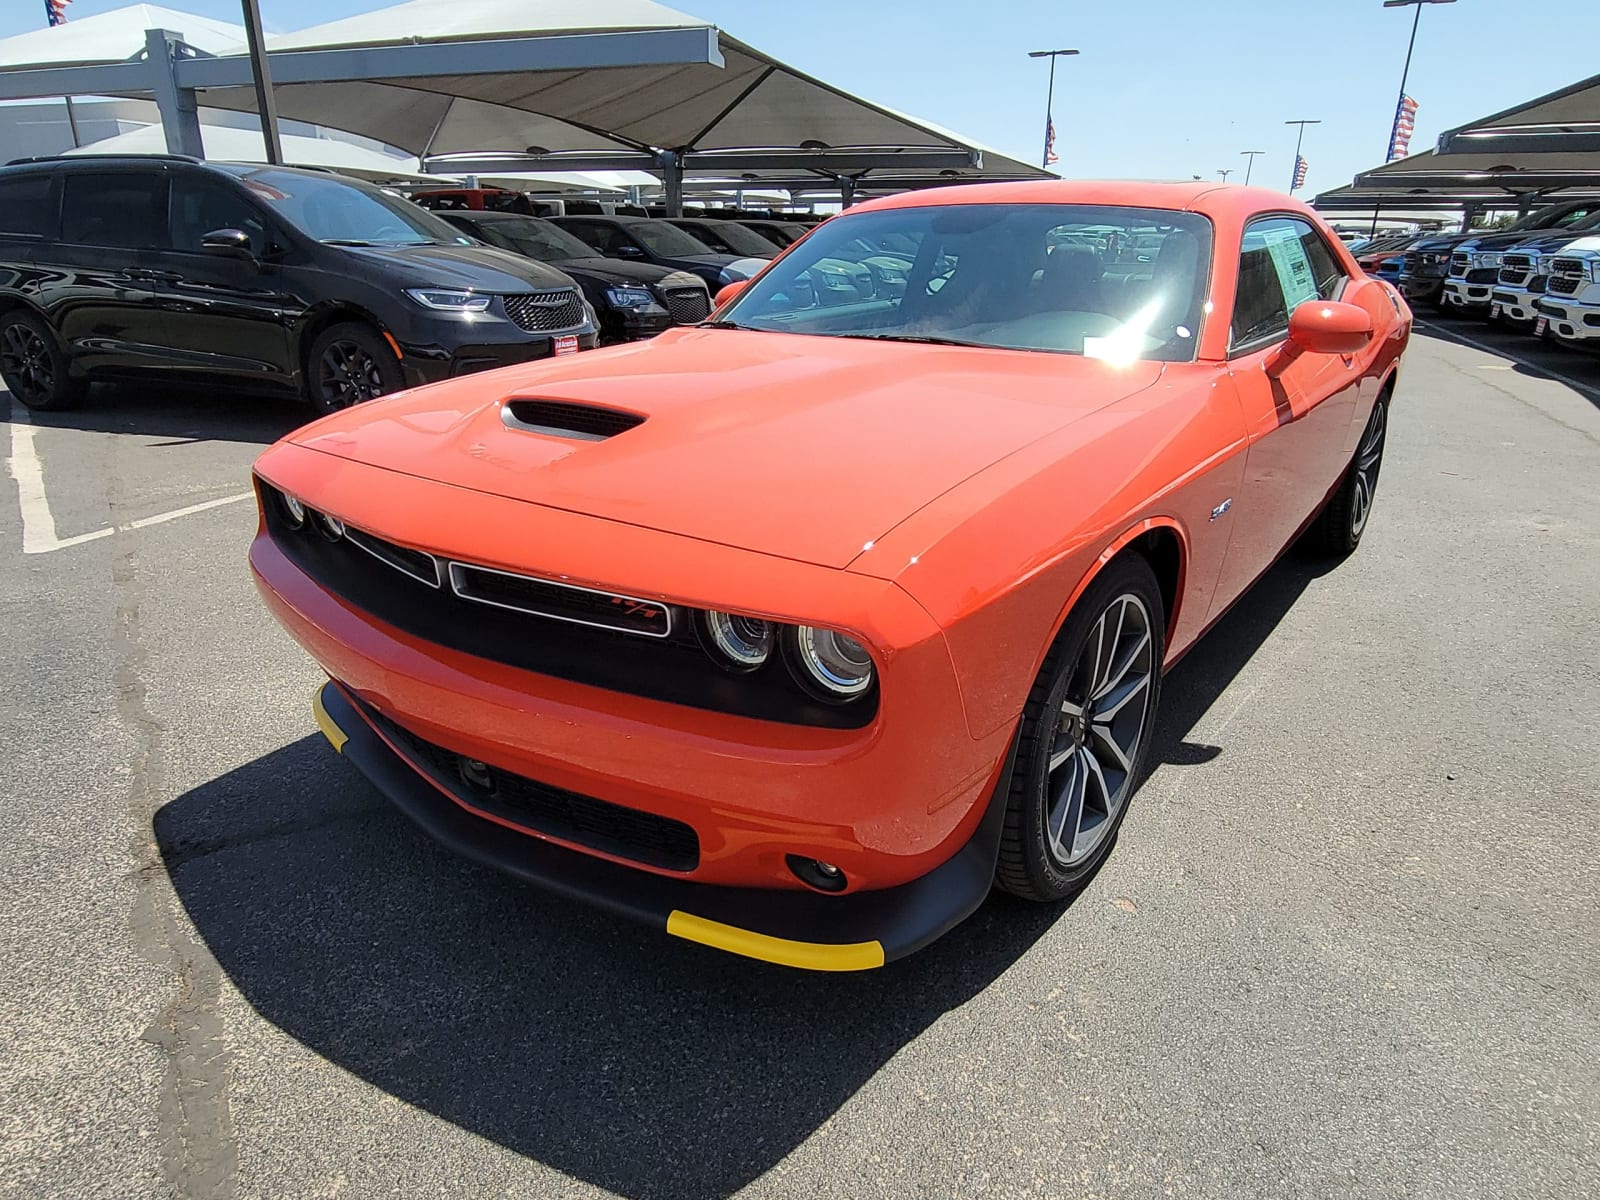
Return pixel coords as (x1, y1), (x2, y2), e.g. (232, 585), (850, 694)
(1045, 593), (1155, 867)
(317, 340), (386, 410)
(1350, 401), (1387, 538)
(0, 323), (56, 405)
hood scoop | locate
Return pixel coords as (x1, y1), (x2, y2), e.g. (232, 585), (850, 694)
(502, 399), (645, 442)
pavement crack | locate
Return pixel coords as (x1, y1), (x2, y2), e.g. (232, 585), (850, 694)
(113, 509), (239, 1199)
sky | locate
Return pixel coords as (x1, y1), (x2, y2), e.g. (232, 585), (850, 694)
(6, 0), (1600, 197)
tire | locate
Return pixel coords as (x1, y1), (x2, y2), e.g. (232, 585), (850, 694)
(0, 310), (82, 411)
(1309, 396), (1387, 558)
(996, 555), (1166, 902)
(305, 322), (404, 415)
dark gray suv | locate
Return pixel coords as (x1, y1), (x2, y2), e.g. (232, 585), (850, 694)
(0, 155), (598, 412)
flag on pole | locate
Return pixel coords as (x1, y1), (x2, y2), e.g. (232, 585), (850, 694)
(1291, 154), (1309, 192)
(45, 0), (70, 26)
(1044, 116), (1059, 166)
(1388, 95), (1419, 161)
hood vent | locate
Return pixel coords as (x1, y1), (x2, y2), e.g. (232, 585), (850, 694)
(502, 399), (645, 442)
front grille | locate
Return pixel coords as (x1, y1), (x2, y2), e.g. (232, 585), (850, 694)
(374, 709), (701, 872)
(345, 526), (441, 587)
(662, 286), (710, 325)
(1552, 258), (1586, 278)
(1449, 253), (1471, 276)
(1549, 274), (1583, 295)
(1498, 269), (1530, 287)
(503, 398), (643, 441)
(1505, 254), (1536, 272)
(502, 289), (585, 332)
(448, 561), (673, 638)
(1464, 267), (1499, 284)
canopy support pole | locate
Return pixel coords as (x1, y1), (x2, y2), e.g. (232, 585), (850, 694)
(839, 175), (858, 208)
(145, 29), (205, 158)
(240, 0), (283, 164)
(658, 150), (684, 217)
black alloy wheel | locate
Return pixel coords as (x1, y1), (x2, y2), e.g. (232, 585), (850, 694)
(308, 322), (404, 415)
(0, 311), (81, 411)
(997, 555), (1166, 902)
(1311, 397), (1387, 557)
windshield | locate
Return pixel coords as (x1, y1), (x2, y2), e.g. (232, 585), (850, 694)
(632, 221), (717, 257)
(718, 203), (1213, 362)
(474, 216), (600, 261)
(227, 168), (475, 247)
(696, 221), (781, 256)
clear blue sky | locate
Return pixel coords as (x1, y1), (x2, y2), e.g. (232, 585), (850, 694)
(8, 0), (1600, 195)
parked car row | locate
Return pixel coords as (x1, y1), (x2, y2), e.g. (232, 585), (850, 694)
(1394, 198), (1600, 350)
(0, 156), (818, 413)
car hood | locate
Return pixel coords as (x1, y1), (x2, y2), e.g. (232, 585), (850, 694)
(339, 242), (576, 291)
(547, 256), (689, 287)
(1498, 230), (1600, 255)
(288, 328), (1165, 569)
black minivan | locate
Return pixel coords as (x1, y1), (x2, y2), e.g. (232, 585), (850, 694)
(0, 156), (598, 412)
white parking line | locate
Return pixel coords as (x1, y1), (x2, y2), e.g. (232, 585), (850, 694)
(1417, 319), (1600, 401)
(6, 407), (251, 555)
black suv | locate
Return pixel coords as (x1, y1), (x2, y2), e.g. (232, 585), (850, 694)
(550, 214), (753, 288)
(0, 156), (598, 412)
(436, 210), (710, 342)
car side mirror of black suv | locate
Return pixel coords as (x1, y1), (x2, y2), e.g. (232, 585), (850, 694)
(201, 228), (254, 260)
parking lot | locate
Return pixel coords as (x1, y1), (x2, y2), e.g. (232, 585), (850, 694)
(2, 320), (1597, 1198)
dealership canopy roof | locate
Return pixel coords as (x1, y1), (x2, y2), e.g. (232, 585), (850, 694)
(65, 121), (438, 184)
(0, 3), (242, 67)
(1437, 72), (1600, 156)
(1346, 148), (1600, 196)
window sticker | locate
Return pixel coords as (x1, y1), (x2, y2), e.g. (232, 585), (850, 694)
(1257, 224), (1319, 310)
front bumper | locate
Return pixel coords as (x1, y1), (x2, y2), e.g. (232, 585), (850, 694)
(397, 326), (600, 387)
(1441, 277), (1494, 311)
(1487, 281), (1546, 324)
(600, 306), (673, 344)
(1398, 269), (1447, 304)
(1533, 296), (1600, 343)
(313, 680), (1008, 970)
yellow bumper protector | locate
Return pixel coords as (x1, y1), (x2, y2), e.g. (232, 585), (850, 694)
(312, 687), (348, 754)
(666, 911), (885, 972)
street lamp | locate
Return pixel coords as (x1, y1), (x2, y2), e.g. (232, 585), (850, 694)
(1027, 49), (1080, 171)
(1240, 149), (1265, 186)
(1217, 169), (1233, 182)
(1285, 119), (1321, 192)
(1382, 0), (1456, 161)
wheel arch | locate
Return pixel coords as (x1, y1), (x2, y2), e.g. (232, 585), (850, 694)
(1039, 518), (1189, 674)
(294, 302), (400, 386)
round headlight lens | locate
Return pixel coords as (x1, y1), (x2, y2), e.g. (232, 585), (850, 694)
(313, 511), (344, 540)
(280, 491), (306, 528)
(701, 611), (774, 670)
(793, 626), (874, 698)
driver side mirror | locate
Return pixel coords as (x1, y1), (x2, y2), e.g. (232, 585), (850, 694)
(615, 244), (645, 260)
(201, 228), (254, 260)
(1272, 299), (1373, 371)
(714, 280), (749, 308)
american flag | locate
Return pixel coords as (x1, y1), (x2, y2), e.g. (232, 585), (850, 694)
(1388, 94), (1420, 161)
(1044, 116), (1059, 166)
(1291, 154), (1309, 192)
(45, 0), (70, 26)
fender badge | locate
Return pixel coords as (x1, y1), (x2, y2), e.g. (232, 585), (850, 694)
(1210, 498), (1233, 522)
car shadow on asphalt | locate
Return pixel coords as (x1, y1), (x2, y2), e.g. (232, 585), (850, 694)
(4, 383), (312, 445)
(154, 555), (1332, 1198)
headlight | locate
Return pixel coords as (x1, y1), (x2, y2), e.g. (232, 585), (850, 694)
(280, 491), (306, 529)
(789, 626), (875, 700)
(604, 286), (656, 309)
(1589, 261), (1600, 283)
(404, 288), (491, 313)
(1475, 253), (1503, 268)
(698, 611), (774, 670)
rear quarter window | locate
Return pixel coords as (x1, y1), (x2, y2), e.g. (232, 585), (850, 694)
(0, 175), (56, 238)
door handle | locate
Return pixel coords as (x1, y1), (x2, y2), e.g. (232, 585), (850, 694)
(126, 269), (182, 283)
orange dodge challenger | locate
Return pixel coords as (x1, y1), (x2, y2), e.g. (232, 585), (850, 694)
(251, 181), (1409, 971)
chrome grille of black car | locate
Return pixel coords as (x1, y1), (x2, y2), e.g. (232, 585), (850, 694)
(1449, 252), (1471, 276)
(662, 287), (710, 325)
(1548, 274), (1583, 295)
(372, 707), (701, 872)
(502, 289), (585, 332)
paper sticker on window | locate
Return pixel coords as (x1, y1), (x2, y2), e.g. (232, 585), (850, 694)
(1256, 225), (1319, 310)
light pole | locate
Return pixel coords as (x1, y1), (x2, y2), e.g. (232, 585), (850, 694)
(1285, 119), (1320, 191)
(1240, 149), (1265, 186)
(1027, 48), (1079, 170)
(1217, 169), (1233, 182)
(1383, 0), (1455, 160)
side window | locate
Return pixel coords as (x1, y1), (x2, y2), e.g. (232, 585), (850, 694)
(1231, 216), (1345, 353)
(562, 221), (611, 253)
(61, 172), (166, 249)
(168, 175), (268, 254)
(0, 175), (56, 238)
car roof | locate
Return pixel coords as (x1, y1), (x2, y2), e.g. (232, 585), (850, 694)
(443, 209), (540, 223)
(848, 179), (1319, 223)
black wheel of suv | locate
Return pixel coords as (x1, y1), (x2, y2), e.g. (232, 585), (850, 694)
(1310, 396), (1387, 558)
(307, 322), (404, 414)
(0, 310), (82, 411)
(996, 555), (1166, 902)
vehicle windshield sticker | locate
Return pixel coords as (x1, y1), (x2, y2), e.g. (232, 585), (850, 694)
(1258, 226), (1319, 309)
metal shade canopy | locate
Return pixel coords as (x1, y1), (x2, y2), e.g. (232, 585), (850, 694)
(1436, 71), (1600, 156)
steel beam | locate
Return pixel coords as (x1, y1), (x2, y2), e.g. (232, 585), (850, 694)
(0, 59), (149, 102)
(145, 29), (205, 158)
(422, 150), (983, 178)
(174, 27), (723, 90)
(1436, 131), (1600, 155)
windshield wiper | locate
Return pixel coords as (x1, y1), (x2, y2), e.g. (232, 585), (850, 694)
(321, 238), (376, 246)
(843, 332), (982, 348)
(699, 319), (751, 330)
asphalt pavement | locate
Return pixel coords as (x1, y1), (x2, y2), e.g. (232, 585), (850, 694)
(2, 317), (1597, 1199)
